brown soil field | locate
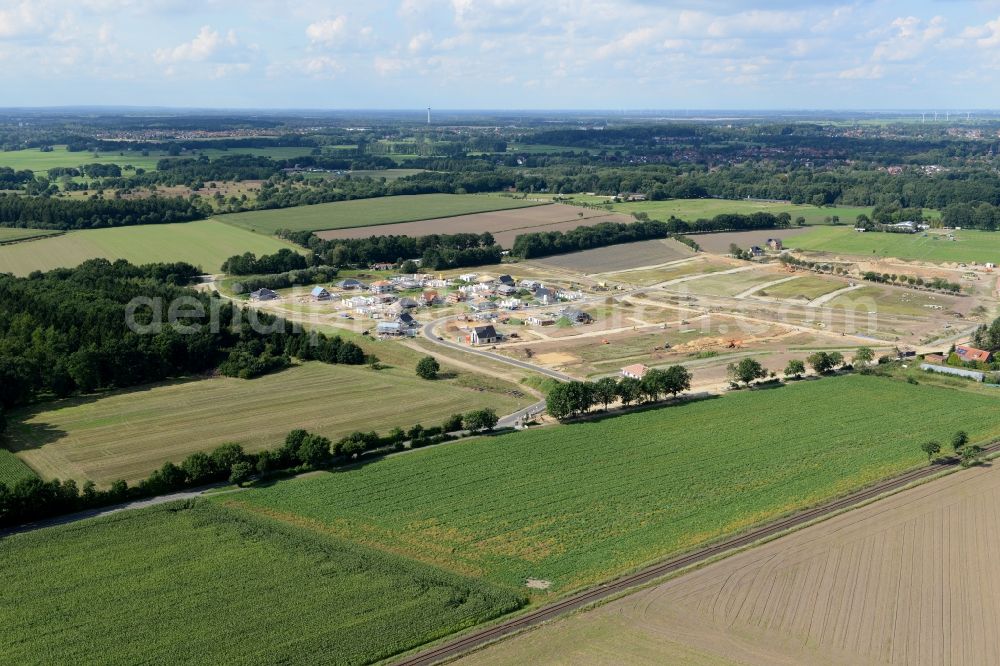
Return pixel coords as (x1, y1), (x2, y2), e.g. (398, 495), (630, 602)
(460, 461), (1000, 666)
(314, 204), (633, 247)
(693, 227), (812, 254)
(532, 239), (696, 273)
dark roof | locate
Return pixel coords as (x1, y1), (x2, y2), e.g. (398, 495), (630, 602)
(497, 274), (515, 285)
(473, 325), (499, 338)
(397, 312), (416, 325)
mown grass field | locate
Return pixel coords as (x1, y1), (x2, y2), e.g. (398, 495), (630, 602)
(8, 362), (529, 486)
(0, 220), (299, 276)
(789, 226), (1000, 264)
(218, 193), (542, 234)
(0, 501), (523, 665)
(0, 449), (38, 486)
(229, 375), (1000, 596)
(0, 227), (60, 244)
(759, 274), (847, 300)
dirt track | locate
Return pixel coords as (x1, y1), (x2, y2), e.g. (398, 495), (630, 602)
(453, 459), (1000, 665)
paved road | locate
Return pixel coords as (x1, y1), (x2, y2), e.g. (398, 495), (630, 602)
(394, 450), (993, 666)
(0, 485), (237, 538)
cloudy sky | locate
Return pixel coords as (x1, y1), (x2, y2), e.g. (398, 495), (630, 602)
(3, 0), (1000, 109)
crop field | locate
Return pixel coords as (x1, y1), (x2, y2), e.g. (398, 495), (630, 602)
(789, 226), (1000, 264)
(756, 274), (849, 301)
(688, 227), (813, 254)
(462, 455), (1000, 666)
(0, 501), (523, 665)
(0, 449), (38, 486)
(313, 203), (633, 247)
(532, 239), (696, 273)
(0, 227), (60, 244)
(0, 220), (298, 276)
(7, 362), (529, 486)
(220, 194), (542, 234)
(227, 375), (1000, 596)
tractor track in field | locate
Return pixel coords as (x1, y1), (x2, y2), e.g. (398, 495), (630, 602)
(393, 446), (998, 666)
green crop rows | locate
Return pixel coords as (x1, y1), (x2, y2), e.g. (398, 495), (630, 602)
(232, 375), (1000, 595)
(0, 501), (524, 665)
(0, 450), (38, 486)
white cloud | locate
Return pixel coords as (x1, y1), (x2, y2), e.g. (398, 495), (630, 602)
(872, 16), (945, 62)
(408, 30), (432, 53)
(301, 55), (343, 78)
(960, 16), (1000, 49)
(154, 25), (233, 64)
(306, 16), (346, 45)
(374, 56), (406, 75)
(0, 2), (52, 39)
(838, 63), (885, 80)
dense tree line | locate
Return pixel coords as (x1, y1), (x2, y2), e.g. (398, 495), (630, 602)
(510, 213), (786, 259)
(277, 229), (502, 270)
(0, 193), (206, 230)
(941, 202), (1000, 230)
(221, 248), (308, 275)
(546, 367), (692, 420)
(0, 259), (365, 408)
(229, 266), (338, 294)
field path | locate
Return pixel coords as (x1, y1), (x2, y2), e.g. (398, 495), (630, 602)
(808, 283), (863, 307)
(654, 264), (761, 288)
(734, 275), (800, 299)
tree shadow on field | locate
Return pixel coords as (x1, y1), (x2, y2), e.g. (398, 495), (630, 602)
(5, 376), (206, 452)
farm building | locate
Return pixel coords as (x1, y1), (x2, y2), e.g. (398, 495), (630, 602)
(470, 325), (501, 345)
(336, 278), (366, 290)
(249, 288), (279, 301)
(621, 363), (650, 380)
(749, 246), (765, 257)
(766, 238), (783, 251)
(956, 345), (992, 363)
(310, 286), (332, 301)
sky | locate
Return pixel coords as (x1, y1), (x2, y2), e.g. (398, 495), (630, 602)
(3, 0), (1000, 109)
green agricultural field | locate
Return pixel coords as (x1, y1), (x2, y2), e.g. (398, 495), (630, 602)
(8, 362), (529, 486)
(0, 220), (299, 276)
(0, 501), (523, 665)
(0, 145), (317, 175)
(0, 227), (60, 244)
(230, 375), (1000, 595)
(0, 450), (38, 486)
(789, 226), (1000, 264)
(218, 193), (543, 234)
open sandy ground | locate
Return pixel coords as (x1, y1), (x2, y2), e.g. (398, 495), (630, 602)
(460, 461), (1000, 666)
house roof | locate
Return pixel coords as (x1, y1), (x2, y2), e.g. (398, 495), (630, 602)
(310, 286), (330, 295)
(956, 345), (992, 362)
(621, 363), (649, 377)
(337, 279), (364, 288)
(397, 312), (415, 325)
(250, 287), (278, 296)
(473, 325), (499, 338)
(371, 280), (392, 287)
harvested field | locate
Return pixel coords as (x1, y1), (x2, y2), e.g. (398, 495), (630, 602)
(692, 227), (811, 254)
(673, 269), (785, 297)
(460, 457), (1000, 666)
(221, 194), (542, 234)
(828, 284), (966, 317)
(532, 239), (696, 273)
(7, 362), (528, 486)
(315, 203), (633, 247)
